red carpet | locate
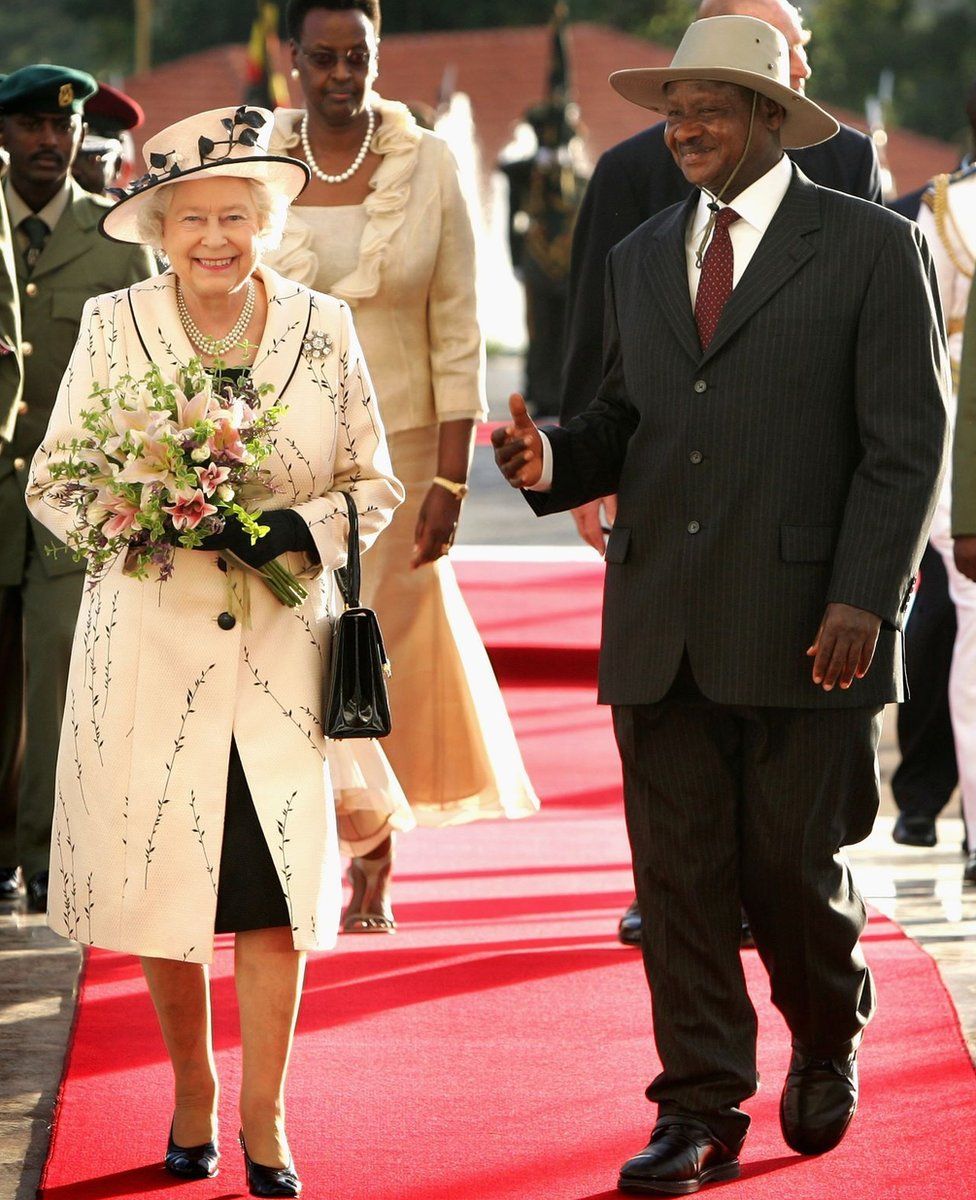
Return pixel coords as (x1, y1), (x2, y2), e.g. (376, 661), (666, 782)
(39, 558), (976, 1199)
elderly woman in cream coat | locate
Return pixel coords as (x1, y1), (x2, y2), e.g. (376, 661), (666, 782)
(27, 106), (402, 1194)
(267, 0), (538, 934)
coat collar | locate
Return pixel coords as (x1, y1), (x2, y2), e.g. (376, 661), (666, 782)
(16, 178), (110, 282)
(642, 165), (822, 365)
(126, 263), (312, 401)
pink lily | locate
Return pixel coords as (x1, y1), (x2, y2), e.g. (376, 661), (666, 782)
(116, 434), (178, 486)
(95, 488), (141, 538)
(195, 462), (231, 495)
(162, 488), (218, 531)
(209, 418), (247, 463)
(177, 386), (220, 431)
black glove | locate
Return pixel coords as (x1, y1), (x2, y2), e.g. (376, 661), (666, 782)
(197, 510), (319, 568)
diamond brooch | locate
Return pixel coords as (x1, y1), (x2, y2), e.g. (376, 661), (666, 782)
(302, 331), (334, 361)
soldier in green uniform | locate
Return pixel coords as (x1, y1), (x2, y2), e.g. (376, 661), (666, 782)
(0, 75), (26, 901)
(0, 65), (155, 911)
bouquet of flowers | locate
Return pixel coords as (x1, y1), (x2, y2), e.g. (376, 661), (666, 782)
(47, 359), (307, 606)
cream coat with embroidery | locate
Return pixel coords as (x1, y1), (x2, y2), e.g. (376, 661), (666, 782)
(26, 266), (403, 963)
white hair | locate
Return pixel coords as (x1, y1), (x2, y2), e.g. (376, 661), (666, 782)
(134, 175), (290, 259)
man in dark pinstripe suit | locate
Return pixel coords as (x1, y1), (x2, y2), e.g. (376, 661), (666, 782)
(494, 16), (947, 1195)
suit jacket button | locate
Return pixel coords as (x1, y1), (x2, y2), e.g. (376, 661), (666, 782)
(217, 611), (236, 630)
(687, 520), (701, 534)
(693, 379), (707, 393)
(689, 450), (703, 464)
(25, 282), (38, 297)
(13, 457), (26, 471)
(21, 341), (32, 357)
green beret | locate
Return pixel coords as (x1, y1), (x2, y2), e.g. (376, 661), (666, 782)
(0, 65), (97, 116)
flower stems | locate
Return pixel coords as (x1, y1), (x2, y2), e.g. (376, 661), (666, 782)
(258, 559), (308, 607)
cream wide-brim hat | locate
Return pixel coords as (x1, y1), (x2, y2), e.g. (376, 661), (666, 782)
(609, 15), (839, 150)
(101, 105), (310, 244)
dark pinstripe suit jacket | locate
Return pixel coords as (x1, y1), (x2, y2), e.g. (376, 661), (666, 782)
(528, 167), (949, 710)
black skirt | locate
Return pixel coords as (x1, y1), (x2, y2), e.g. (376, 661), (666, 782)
(214, 739), (291, 934)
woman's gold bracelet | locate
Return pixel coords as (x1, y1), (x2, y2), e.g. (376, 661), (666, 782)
(432, 475), (469, 499)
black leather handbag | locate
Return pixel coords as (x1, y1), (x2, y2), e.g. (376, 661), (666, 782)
(325, 491), (393, 739)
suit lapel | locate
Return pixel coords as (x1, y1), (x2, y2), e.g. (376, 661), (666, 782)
(641, 192), (701, 364)
(29, 180), (102, 281)
(126, 265), (311, 402)
(700, 168), (821, 365)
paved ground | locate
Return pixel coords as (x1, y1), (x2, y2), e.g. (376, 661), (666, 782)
(2, 354), (974, 1199)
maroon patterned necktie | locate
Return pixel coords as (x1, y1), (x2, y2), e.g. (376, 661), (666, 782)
(694, 207), (741, 350)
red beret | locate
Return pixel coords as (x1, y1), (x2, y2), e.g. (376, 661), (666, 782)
(84, 82), (143, 136)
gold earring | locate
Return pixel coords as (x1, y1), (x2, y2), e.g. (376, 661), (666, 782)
(290, 67), (300, 79)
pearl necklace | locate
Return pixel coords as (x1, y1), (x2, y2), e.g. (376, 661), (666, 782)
(176, 279), (255, 357)
(301, 108), (375, 184)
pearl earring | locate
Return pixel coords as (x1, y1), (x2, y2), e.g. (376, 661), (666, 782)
(290, 67), (300, 79)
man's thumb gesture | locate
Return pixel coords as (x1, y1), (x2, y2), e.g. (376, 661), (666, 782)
(508, 392), (534, 429)
(491, 392), (544, 489)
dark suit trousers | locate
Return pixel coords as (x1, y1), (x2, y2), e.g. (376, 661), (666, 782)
(612, 661), (880, 1146)
(892, 543), (959, 820)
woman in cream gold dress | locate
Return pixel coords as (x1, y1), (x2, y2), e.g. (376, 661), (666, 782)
(268, 0), (538, 932)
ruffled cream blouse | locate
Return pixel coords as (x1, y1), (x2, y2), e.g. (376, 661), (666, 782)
(268, 96), (487, 437)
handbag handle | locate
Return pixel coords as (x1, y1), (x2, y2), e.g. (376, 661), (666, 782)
(335, 491), (360, 609)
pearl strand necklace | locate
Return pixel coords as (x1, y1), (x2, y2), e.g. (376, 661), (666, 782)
(301, 108), (375, 184)
(176, 279), (255, 357)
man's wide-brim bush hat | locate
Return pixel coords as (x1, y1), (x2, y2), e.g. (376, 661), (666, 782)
(609, 15), (839, 150)
(101, 105), (310, 244)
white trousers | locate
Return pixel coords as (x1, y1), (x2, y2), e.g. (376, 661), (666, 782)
(930, 473), (976, 836)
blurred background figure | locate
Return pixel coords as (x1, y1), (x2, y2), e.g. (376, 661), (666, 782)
(499, 4), (587, 418)
(0, 64), (154, 913)
(268, 0), (538, 934)
(887, 82), (976, 850)
(915, 88), (976, 882)
(71, 81), (143, 196)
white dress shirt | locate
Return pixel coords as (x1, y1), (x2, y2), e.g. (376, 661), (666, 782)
(532, 153), (794, 491)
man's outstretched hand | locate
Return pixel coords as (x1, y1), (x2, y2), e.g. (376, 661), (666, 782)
(807, 602), (882, 691)
(491, 393), (544, 489)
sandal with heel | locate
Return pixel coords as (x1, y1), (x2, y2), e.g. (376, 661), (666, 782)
(341, 845), (396, 933)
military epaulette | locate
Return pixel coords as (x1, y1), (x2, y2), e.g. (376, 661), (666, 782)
(926, 171), (974, 279)
(918, 164), (975, 213)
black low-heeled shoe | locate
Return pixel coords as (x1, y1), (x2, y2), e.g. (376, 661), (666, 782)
(164, 1121), (219, 1179)
(240, 1130), (302, 1198)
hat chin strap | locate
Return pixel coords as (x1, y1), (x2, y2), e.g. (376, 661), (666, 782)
(694, 90), (758, 269)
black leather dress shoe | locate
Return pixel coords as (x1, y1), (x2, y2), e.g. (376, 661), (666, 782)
(164, 1122), (219, 1179)
(892, 814), (937, 847)
(963, 851), (976, 884)
(618, 1118), (740, 1194)
(0, 867), (23, 898)
(240, 1131), (301, 1197)
(26, 871), (48, 913)
(780, 1046), (858, 1155)
(618, 896), (642, 946)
